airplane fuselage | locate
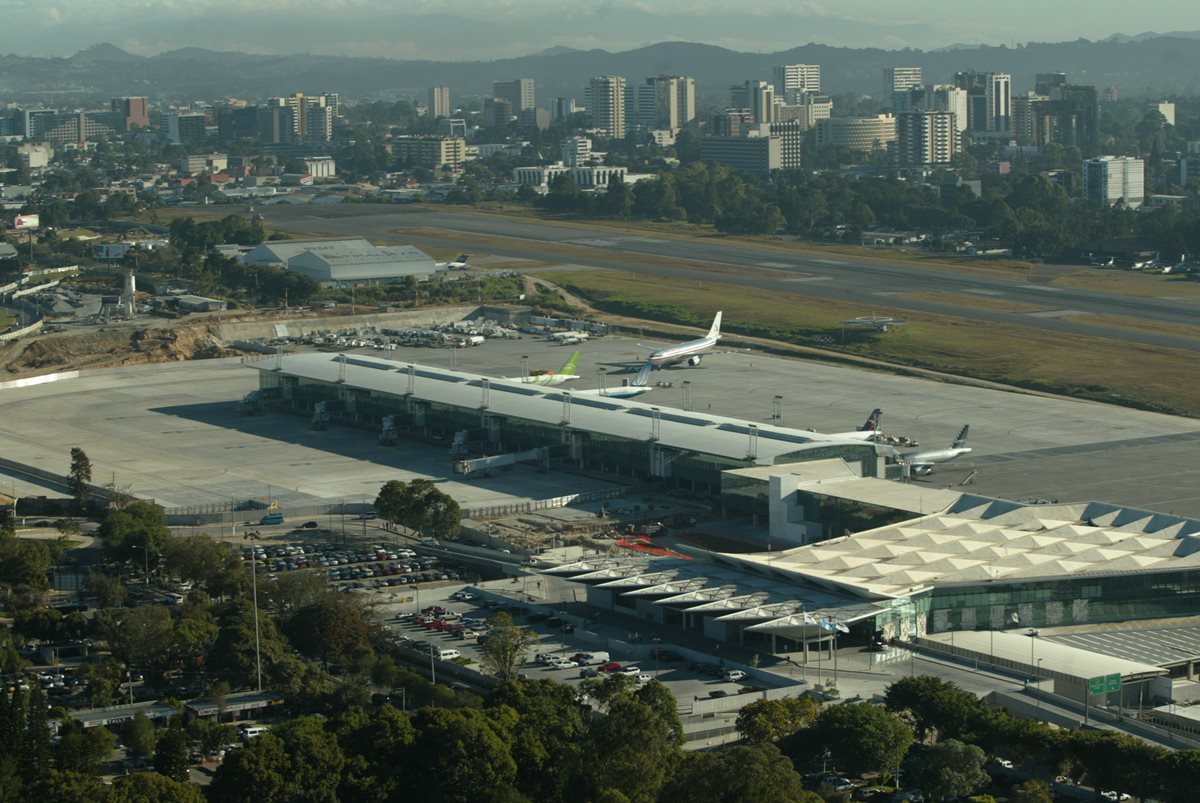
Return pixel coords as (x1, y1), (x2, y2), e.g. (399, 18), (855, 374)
(648, 335), (719, 368)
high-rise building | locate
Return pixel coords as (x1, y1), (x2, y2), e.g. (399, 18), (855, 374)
(1035, 73), (1068, 96)
(428, 86), (451, 118)
(711, 109), (755, 138)
(110, 97), (148, 131)
(1083, 156), (1144, 208)
(768, 122), (805, 170)
(645, 75), (695, 130)
(1103, 86), (1119, 103)
(896, 111), (959, 166)
(483, 98), (514, 129)
(896, 85), (968, 134)
(773, 64), (821, 96)
(436, 118), (467, 137)
(306, 104), (333, 142)
(954, 72), (1011, 133)
(699, 134), (781, 176)
(883, 67), (923, 109)
(218, 106), (261, 141)
(256, 106), (296, 145)
(493, 79), (535, 112)
(745, 80), (775, 125)
(1012, 91), (1047, 145)
(561, 136), (593, 167)
(587, 76), (626, 139)
(1152, 100), (1176, 127)
(392, 136), (466, 169)
(161, 111), (207, 145)
(1034, 84), (1099, 151)
(551, 97), (578, 122)
(774, 93), (832, 130)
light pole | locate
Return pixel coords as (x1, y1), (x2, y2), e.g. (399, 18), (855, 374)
(1037, 658), (1044, 708)
(250, 549), (263, 692)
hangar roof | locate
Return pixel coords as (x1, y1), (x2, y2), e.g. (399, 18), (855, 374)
(252, 353), (880, 466)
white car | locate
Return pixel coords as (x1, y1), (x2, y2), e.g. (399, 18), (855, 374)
(636, 673), (653, 684)
(550, 657), (578, 669)
(723, 669), (746, 682)
(618, 666), (642, 677)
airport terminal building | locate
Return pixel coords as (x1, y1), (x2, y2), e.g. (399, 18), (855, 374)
(249, 353), (883, 494)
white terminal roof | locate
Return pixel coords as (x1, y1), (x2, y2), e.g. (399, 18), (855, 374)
(542, 554), (888, 634)
(924, 631), (1166, 681)
(719, 496), (1200, 599)
(292, 244), (432, 267)
(251, 353), (881, 466)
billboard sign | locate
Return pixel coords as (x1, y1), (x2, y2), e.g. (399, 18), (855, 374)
(13, 214), (40, 230)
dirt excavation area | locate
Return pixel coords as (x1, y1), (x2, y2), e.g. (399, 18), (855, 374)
(1, 321), (239, 376)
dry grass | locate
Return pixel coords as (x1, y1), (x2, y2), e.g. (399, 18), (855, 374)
(895, 292), (1055, 314)
(542, 268), (1200, 416)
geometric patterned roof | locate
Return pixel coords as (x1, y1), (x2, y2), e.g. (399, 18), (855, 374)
(721, 496), (1200, 599)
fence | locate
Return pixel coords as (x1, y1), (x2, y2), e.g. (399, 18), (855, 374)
(0, 317), (45, 342)
(461, 487), (628, 520)
(0, 455), (118, 503)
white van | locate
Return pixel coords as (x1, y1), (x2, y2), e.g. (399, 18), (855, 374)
(239, 725), (269, 740)
(580, 651), (610, 665)
(437, 648), (462, 661)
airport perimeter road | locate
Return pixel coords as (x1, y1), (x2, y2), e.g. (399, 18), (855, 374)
(259, 205), (1200, 352)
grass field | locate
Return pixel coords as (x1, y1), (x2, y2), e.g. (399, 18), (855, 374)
(0, 311), (14, 330)
(542, 268), (1200, 417)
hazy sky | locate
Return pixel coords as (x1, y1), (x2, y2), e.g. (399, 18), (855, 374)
(5, 0), (1195, 58)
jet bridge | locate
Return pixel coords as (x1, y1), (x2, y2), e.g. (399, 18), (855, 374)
(454, 447), (551, 476)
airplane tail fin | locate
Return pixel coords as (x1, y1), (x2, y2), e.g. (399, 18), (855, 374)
(559, 350), (581, 376)
(456, 254), (470, 264)
(707, 311), (723, 340)
(860, 408), (882, 431)
(952, 425), (970, 449)
(632, 361), (653, 387)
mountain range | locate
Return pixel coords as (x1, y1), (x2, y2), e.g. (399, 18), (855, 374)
(2, 35), (1199, 105)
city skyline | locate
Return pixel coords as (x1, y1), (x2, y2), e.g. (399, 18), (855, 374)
(4, 0), (1199, 60)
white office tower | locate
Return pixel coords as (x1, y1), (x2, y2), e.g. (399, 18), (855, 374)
(883, 67), (923, 109)
(773, 64), (821, 96)
(745, 80), (776, 125)
(493, 79), (535, 112)
(121, 270), (137, 317)
(1083, 156), (1145, 208)
(428, 86), (451, 118)
(896, 111), (959, 166)
(561, 136), (593, 167)
(985, 73), (1012, 133)
(587, 76), (627, 138)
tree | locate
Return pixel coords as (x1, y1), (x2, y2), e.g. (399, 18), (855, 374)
(98, 500), (170, 570)
(328, 705), (416, 803)
(209, 717), (346, 803)
(586, 691), (682, 802)
(67, 447), (93, 508)
(94, 605), (173, 671)
(153, 722), (191, 783)
(121, 711), (156, 760)
(374, 480), (409, 528)
(659, 743), (819, 803)
(186, 718), (236, 760)
(783, 702), (914, 778)
(284, 598), (375, 670)
(407, 706), (519, 803)
(1010, 779), (1053, 803)
(477, 613), (536, 681)
(22, 685), (53, 787)
(907, 738), (989, 800)
(489, 680), (586, 801)
(885, 675), (985, 743)
(736, 697), (820, 744)
(106, 771), (205, 803)
(84, 571), (127, 608)
(54, 719), (115, 774)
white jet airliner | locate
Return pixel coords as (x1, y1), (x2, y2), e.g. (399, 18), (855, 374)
(643, 312), (723, 369)
(904, 425), (971, 475)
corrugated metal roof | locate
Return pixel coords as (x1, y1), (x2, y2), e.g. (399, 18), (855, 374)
(243, 237), (371, 264)
(252, 353), (878, 464)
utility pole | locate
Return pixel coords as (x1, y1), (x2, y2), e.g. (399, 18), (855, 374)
(251, 550), (263, 692)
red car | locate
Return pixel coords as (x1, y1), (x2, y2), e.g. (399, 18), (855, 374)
(598, 662), (621, 672)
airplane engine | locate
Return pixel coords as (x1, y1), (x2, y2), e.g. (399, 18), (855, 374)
(910, 465), (933, 476)
(687, 355), (702, 366)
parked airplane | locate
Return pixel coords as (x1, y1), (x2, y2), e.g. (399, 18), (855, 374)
(803, 409), (883, 442)
(437, 254), (472, 270)
(904, 425), (971, 475)
(509, 351), (581, 386)
(643, 312), (723, 369)
(576, 362), (653, 398)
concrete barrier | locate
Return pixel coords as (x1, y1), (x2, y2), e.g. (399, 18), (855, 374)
(0, 317), (45, 342)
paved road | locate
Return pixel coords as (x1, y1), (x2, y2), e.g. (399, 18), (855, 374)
(259, 205), (1200, 352)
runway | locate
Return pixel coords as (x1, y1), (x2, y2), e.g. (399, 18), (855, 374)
(258, 205), (1200, 352)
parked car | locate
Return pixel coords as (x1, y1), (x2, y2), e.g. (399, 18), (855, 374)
(722, 669), (746, 682)
(618, 666), (641, 677)
(598, 662), (621, 672)
(579, 668), (599, 678)
(550, 657), (578, 669)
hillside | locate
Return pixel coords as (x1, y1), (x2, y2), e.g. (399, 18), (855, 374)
(1, 36), (1199, 104)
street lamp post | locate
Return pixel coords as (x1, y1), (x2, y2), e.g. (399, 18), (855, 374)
(251, 549), (263, 692)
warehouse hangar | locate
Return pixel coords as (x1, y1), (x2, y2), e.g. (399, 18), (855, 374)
(241, 237), (436, 285)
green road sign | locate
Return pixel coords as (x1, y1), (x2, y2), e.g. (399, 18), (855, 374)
(1088, 674), (1122, 694)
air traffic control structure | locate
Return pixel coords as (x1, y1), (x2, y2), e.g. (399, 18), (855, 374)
(247, 352), (885, 494)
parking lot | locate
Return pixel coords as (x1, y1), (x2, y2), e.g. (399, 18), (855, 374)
(383, 593), (780, 708)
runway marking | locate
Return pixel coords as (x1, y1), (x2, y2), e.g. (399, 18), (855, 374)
(1025, 285), (1064, 292)
(757, 261), (794, 268)
(1026, 309), (1089, 318)
(964, 289), (1003, 296)
(566, 238), (618, 247)
(626, 237), (667, 244)
(783, 276), (833, 282)
(812, 259), (847, 265)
